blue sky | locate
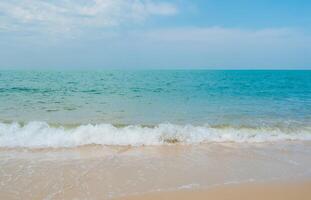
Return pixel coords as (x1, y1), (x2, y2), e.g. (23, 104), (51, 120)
(0, 0), (310, 69)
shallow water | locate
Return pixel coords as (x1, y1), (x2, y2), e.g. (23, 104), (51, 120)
(0, 70), (311, 199)
(0, 70), (311, 147)
(0, 70), (311, 148)
(0, 142), (310, 199)
(1, 70), (310, 125)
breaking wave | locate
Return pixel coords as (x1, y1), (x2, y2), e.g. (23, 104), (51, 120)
(0, 122), (310, 148)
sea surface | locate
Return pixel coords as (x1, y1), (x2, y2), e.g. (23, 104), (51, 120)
(1, 70), (311, 199)
(0, 70), (311, 148)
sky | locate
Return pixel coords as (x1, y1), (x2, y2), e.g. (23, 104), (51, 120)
(0, 0), (310, 69)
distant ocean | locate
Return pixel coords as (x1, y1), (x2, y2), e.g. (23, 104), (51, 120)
(0, 70), (311, 148)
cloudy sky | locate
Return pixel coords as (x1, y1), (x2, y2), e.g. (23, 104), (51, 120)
(0, 0), (310, 69)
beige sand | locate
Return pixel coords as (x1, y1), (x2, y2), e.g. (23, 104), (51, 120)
(117, 182), (311, 200)
(0, 143), (311, 199)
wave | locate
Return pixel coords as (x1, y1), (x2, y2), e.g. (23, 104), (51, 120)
(0, 122), (310, 148)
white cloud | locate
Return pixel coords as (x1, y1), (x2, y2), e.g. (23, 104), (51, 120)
(0, 0), (178, 33)
(0, 25), (310, 69)
(137, 27), (300, 42)
(118, 27), (310, 68)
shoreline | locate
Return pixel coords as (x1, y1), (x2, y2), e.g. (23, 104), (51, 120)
(0, 142), (310, 199)
(116, 181), (311, 200)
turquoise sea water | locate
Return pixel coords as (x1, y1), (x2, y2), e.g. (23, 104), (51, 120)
(0, 70), (311, 147)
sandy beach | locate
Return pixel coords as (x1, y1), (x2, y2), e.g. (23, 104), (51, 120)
(0, 142), (310, 199)
(117, 182), (311, 200)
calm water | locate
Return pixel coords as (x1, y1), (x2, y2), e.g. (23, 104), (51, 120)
(0, 70), (310, 147)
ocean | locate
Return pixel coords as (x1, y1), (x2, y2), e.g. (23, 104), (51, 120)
(0, 70), (310, 148)
(1, 70), (311, 199)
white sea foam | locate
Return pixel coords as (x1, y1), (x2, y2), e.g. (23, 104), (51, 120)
(0, 122), (310, 148)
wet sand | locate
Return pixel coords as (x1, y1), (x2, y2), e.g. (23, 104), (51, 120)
(117, 182), (311, 200)
(0, 142), (310, 199)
